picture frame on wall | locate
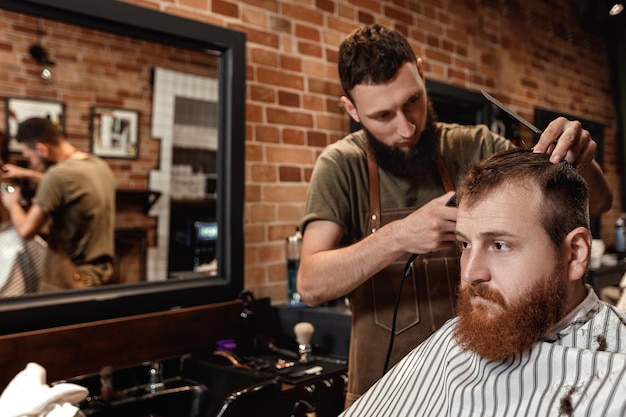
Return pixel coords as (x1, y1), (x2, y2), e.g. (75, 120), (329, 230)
(4, 97), (65, 153)
(90, 106), (139, 159)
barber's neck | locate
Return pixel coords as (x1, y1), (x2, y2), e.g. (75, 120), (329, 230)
(51, 141), (87, 162)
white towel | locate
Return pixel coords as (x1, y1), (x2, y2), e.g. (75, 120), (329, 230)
(0, 228), (47, 296)
(0, 363), (88, 417)
(0, 227), (23, 288)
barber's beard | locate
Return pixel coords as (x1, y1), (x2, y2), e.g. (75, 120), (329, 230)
(30, 153), (53, 172)
(453, 261), (567, 361)
(365, 100), (440, 182)
(40, 159), (54, 171)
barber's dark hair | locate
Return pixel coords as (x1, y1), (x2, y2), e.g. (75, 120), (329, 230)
(457, 148), (589, 249)
(16, 117), (62, 149)
(338, 24), (417, 102)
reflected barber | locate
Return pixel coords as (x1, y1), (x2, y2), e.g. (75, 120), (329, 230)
(0, 117), (116, 291)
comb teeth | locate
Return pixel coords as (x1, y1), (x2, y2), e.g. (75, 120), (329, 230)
(294, 321), (315, 344)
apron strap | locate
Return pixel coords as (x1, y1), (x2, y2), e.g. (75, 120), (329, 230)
(366, 145), (455, 234)
(433, 151), (455, 193)
(367, 147), (381, 233)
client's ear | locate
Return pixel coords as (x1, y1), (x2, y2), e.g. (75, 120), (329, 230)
(564, 226), (591, 281)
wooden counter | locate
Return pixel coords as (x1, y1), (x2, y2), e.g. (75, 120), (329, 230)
(0, 300), (241, 390)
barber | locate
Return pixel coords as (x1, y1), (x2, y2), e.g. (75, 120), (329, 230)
(296, 23), (612, 407)
(0, 117), (116, 291)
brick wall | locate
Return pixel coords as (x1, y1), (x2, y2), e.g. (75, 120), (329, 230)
(6, 1), (620, 303)
(124, 0), (620, 303)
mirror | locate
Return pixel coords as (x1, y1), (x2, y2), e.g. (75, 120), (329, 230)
(0, 0), (245, 334)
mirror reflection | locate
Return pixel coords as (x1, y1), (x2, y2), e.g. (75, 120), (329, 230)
(0, 9), (220, 291)
(0, 4), (229, 299)
(151, 67), (219, 280)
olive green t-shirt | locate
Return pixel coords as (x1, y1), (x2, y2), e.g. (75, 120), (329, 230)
(301, 122), (514, 244)
(34, 155), (116, 268)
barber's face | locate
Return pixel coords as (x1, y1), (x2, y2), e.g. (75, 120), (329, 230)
(341, 61), (428, 152)
(20, 143), (51, 172)
(453, 183), (568, 360)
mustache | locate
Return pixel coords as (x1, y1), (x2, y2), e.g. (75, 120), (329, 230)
(463, 284), (507, 307)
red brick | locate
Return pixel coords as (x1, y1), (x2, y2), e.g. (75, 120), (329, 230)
(255, 126), (280, 143)
(249, 203), (277, 222)
(211, 0), (238, 18)
(279, 165), (302, 182)
(278, 90), (300, 107)
(280, 55), (302, 72)
(258, 67), (305, 89)
(266, 108), (314, 127)
(266, 145), (314, 165)
(281, 4), (324, 26)
(283, 129), (306, 146)
(250, 85), (276, 103)
(252, 48), (279, 66)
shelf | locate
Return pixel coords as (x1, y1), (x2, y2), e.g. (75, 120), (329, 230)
(116, 189), (161, 213)
(170, 196), (216, 206)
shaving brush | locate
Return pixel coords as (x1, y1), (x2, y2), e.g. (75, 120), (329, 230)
(294, 321), (315, 364)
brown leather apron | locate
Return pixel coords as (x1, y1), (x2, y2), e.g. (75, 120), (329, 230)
(345, 149), (461, 407)
(39, 249), (113, 292)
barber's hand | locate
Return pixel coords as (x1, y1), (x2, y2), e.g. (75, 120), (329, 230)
(533, 117), (596, 168)
(0, 183), (22, 209)
(0, 163), (33, 180)
(398, 192), (457, 255)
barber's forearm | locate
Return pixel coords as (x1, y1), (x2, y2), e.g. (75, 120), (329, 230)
(297, 226), (406, 306)
(6, 201), (46, 240)
(22, 168), (44, 184)
(7, 203), (31, 239)
(0, 165), (44, 184)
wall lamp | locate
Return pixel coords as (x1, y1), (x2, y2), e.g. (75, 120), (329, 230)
(609, 3), (624, 16)
(29, 44), (55, 83)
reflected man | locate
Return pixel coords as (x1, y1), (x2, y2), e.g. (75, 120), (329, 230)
(0, 117), (116, 291)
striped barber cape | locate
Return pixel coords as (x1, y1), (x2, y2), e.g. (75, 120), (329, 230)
(0, 227), (46, 296)
(341, 289), (626, 417)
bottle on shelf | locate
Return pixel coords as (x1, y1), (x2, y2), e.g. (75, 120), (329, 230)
(286, 227), (303, 306)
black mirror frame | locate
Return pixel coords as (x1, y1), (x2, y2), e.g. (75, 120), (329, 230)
(0, 0), (245, 334)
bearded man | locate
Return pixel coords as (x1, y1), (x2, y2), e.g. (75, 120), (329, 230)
(340, 148), (626, 417)
(0, 117), (115, 291)
(297, 23), (612, 406)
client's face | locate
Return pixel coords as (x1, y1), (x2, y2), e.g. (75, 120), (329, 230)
(453, 183), (568, 361)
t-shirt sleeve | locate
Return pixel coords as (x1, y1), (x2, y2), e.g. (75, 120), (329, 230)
(300, 135), (371, 245)
(32, 169), (65, 215)
(301, 149), (351, 234)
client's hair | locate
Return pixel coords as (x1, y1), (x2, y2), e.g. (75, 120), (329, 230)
(457, 148), (589, 249)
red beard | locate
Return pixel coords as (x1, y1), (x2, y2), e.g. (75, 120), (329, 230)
(453, 262), (567, 361)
